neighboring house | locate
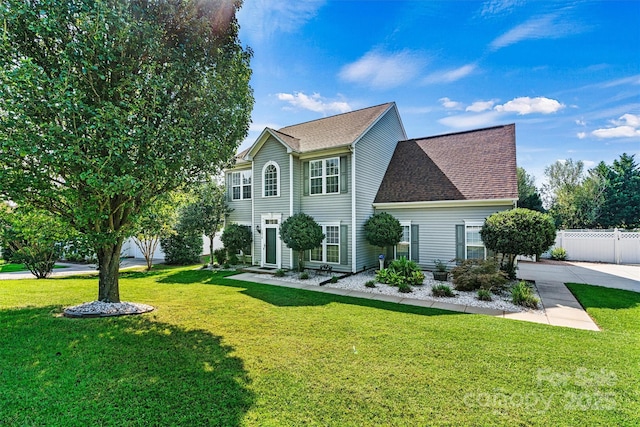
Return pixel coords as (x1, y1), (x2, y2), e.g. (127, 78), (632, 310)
(224, 102), (517, 272)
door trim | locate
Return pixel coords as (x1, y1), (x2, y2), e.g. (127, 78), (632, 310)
(261, 213), (282, 268)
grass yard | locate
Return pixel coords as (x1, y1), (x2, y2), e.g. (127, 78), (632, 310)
(0, 261), (67, 273)
(1, 267), (638, 426)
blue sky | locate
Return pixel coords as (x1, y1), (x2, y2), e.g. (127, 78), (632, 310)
(236, 0), (640, 184)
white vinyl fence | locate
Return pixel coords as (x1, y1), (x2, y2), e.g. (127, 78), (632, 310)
(121, 233), (223, 261)
(550, 229), (640, 264)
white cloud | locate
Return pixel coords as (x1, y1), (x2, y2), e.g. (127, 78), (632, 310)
(238, 0), (326, 42)
(494, 96), (565, 115)
(438, 111), (502, 129)
(577, 132), (587, 139)
(592, 126), (640, 139)
(439, 97), (464, 110)
(575, 119), (586, 126)
(423, 64), (476, 84)
(276, 92), (351, 114)
(490, 13), (582, 50)
(480, 0), (523, 16)
(339, 50), (423, 90)
(466, 99), (496, 112)
(612, 113), (640, 128)
(591, 113), (640, 139)
(584, 160), (596, 168)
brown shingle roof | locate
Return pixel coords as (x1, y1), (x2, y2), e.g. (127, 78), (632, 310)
(277, 103), (394, 152)
(374, 124), (518, 203)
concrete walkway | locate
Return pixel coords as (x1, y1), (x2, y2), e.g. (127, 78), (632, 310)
(228, 272), (600, 331)
(0, 258), (149, 280)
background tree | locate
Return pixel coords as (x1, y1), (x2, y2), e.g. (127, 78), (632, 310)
(517, 167), (544, 212)
(0, 0), (253, 302)
(363, 212), (403, 255)
(279, 213), (324, 272)
(597, 153), (640, 229)
(221, 224), (252, 262)
(131, 193), (181, 271)
(179, 181), (231, 267)
(0, 207), (71, 278)
(480, 208), (556, 278)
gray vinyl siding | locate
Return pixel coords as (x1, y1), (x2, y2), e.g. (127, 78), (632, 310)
(354, 107), (406, 271)
(299, 154), (352, 272)
(253, 136), (291, 268)
(376, 204), (513, 270)
(226, 166), (252, 225)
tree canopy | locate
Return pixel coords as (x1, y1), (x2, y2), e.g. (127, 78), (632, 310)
(279, 213), (324, 272)
(0, 0), (253, 301)
(363, 212), (403, 251)
(517, 167), (544, 212)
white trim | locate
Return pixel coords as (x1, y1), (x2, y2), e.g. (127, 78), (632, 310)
(394, 221), (412, 260)
(373, 198), (517, 209)
(289, 153), (294, 269)
(251, 162), (255, 265)
(309, 157), (340, 195)
(351, 149), (357, 273)
(261, 213), (282, 268)
(351, 103), (407, 147)
(309, 222), (341, 265)
(261, 160), (280, 198)
(463, 220), (486, 260)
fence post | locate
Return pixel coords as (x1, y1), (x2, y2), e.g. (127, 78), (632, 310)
(614, 228), (620, 264)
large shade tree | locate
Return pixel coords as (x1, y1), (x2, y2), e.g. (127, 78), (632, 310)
(0, 0), (253, 302)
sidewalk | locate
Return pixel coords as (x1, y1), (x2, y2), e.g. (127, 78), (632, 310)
(228, 272), (600, 331)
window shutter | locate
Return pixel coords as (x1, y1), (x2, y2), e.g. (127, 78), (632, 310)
(226, 173), (231, 202)
(340, 225), (348, 265)
(411, 224), (419, 263)
(303, 161), (309, 196)
(340, 156), (348, 194)
(386, 245), (394, 262)
(455, 225), (465, 264)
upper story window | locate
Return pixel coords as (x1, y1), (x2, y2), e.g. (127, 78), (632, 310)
(310, 157), (340, 195)
(262, 161), (280, 197)
(231, 170), (252, 200)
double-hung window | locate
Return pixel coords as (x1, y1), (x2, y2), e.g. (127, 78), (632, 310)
(465, 223), (486, 259)
(310, 158), (340, 195)
(231, 171), (252, 200)
(310, 224), (340, 264)
(395, 222), (411, 259)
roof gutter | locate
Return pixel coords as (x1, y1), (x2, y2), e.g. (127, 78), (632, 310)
(373, 198), (518, 210)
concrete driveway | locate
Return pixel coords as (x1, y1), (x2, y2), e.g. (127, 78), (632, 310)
(517, 260), (640, 293)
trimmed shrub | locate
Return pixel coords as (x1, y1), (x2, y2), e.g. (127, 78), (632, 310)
(511, 281), (539, 308)
(279, 213), (324, 272)
(432, 284), (454, 297)
(480, 208), (556, 278)
(550, 247), (567, 261)
(408, 270), (425, 286)
(228, 254), (239, 265)
(365, 280), (376, 288)
(161, 232), (202, 265)
(329, 275), (339, 283)
(363, 212), (403, 251)
(451, 259), (508, 292)
(221, 224), (252, 258)
(274, 269), (286, 277)
(477, 289), (493, 301)
(299, 271), (310, 280)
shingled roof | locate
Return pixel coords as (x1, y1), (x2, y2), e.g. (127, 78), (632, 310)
(275, 102), (394, 153)
(374, 124), (518, 203)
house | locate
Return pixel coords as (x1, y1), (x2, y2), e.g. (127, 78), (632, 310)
(224, 102), (517, 272)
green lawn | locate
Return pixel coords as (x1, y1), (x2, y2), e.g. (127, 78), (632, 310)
(1, 267), (638, 426)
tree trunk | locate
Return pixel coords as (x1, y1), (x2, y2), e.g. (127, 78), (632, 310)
(97, 239), (123, 303)
(209, 233), (215, 267)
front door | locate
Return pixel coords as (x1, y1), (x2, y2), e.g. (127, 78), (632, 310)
(265, 227), (277, 265)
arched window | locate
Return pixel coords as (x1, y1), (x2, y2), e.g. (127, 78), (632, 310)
(262, 161), (279, 197)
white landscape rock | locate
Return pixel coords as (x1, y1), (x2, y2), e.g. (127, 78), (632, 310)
(63, 301), (154, 318)
(266, 270), (545, 315)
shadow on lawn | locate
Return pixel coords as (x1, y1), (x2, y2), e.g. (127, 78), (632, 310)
(208, 275), (461, 317)
(0, 306), (254, 426)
